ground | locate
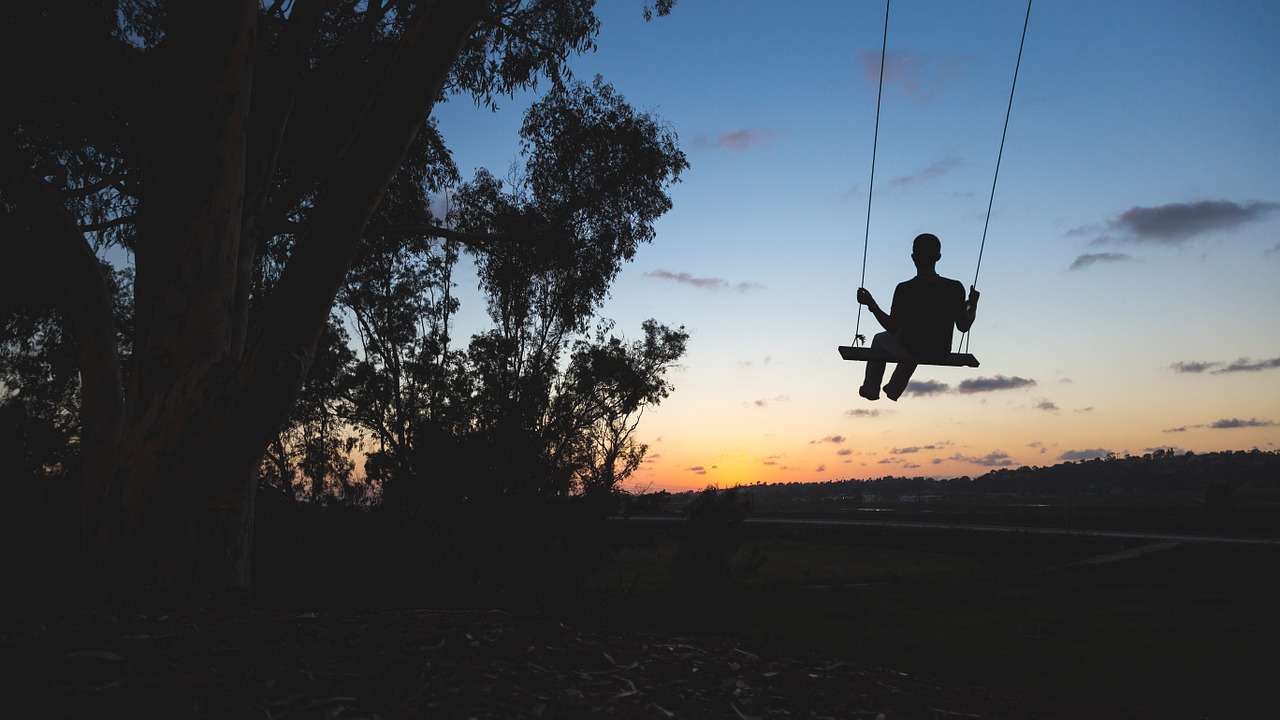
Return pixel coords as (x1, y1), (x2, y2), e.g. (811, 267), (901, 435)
(1, 589), (1174, 719)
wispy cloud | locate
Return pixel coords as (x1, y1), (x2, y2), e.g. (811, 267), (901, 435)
(888, 156), (964, 189)
(687, 466), (708, 475)
(1069, 252), (1133, 271)
(860, 50), (970, 103)
(891, 444), (942, 454)
(1171, 360), (1221, 373)
(1106, 200), (1279, 245)
(1035, 399), (1059, 412)
(811, 435), (847, 444)
(751, 394), (790, 408)
(1058, 448), (1112, 461)
(949, 451), (1014, 467)
(958, 375), (1036, 394)
(646, 269), (764, 293)
(906, 379), (951, 396)
(1219, 357), (1280, 373)
(695, 128), (773, 151)
(836, 448), (853, 456)
(1172, 357), (1280, 374)
(845, 408), (881, 418)
(1210, 418), (1277, 429)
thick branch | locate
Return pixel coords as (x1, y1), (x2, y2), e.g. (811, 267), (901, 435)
(236, 0), (326, 356)
(236, 0), (488, 457)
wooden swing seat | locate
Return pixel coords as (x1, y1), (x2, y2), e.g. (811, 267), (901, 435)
(838, 346), (980, 367)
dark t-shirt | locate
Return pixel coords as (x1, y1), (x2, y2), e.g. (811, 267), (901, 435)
(891, 276), (966, 360)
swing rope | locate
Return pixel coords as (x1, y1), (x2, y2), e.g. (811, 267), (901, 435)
(961, 0), (1032, 354)
(853, 0), (890, 347)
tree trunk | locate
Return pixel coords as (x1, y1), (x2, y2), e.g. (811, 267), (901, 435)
(106, 0), (486, 593)
(109, 0), (258, 591)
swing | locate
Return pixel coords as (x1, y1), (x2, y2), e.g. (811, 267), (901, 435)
(838, 345), (980, 367)
(839, 0), (1032, 369)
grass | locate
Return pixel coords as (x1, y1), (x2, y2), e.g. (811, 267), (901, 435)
(581, 522), (1280, 719)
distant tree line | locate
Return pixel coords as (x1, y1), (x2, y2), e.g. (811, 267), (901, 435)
(647, 449), (1280, 508)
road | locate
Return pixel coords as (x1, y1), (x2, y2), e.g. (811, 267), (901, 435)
(625, 514), (1280, 546)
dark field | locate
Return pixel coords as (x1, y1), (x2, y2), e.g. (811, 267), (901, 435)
(582, 521), (1280, 719)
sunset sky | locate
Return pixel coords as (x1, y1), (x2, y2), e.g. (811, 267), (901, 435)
(433, 0), (1280, 492)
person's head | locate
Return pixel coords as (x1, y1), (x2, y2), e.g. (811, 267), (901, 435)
(912, 233), (942, 261)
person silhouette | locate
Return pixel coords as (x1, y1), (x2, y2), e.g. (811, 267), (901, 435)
(856, 233), (979, 401)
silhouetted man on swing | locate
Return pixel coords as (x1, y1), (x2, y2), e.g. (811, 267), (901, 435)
(856, 233), (979, 401)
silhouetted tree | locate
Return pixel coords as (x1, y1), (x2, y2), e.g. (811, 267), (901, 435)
(0, 0), (677, 593)
(555, 319), (689, 495)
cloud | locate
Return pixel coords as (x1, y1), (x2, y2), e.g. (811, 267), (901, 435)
(645, 269), (764, 292)
(907, 380), (951, 396)
(950, 451), (1014, 467)
(1035, 399), (1059, 412)
(1171, 360), (1221, 373)
(811, 435), (847, 445)
(836, 448), (853, 456)
(1173, 357), (1280, 374)
(1162, 426), (1188, 433)
(751, 395), (790, 408)
(1107, 200), (1279, 245)
(1069, 252), (1133, 271)
(687, 466), (708, 475)
(891, 444), (941, 455)
(888, 156), (964, 189)
(1058, 448), (1111, 461)
(860, 49), (969, 102)
(958, 375), (1036, 394)
(1218, 357), (1280, 373)
(845, 408), (881, 418)
(815, 464), (826, 472)
(696, 128), (772, 151)
(1210, 418), (1277, 429)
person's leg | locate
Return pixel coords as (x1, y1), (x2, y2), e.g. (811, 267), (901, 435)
(884, 362), (916, 401)
(874, 332), (918, 401)
(859, 333), (891, 400)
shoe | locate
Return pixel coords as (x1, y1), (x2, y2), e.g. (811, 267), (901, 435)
(859, 385), (880, 401)
(883, 383), (904, 402)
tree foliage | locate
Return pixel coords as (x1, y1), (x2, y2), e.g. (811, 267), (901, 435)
(0, 0), (685, 593)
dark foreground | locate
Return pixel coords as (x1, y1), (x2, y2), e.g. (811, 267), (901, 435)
(2, 590), (1171, 720)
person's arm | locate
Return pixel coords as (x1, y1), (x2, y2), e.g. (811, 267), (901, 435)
(956, 285), (979, 333)
(857, 287), (900, 333)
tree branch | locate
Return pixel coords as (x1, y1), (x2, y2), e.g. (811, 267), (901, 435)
(236, 0), (327, 356)
(236, 0), (488, 458)
(79, 214), (137, 233)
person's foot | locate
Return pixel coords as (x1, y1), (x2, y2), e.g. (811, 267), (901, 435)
(859, 385), (880, 401)
(883, 383), (905, 401)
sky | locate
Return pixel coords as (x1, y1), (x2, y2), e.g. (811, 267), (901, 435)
(431, 0), (1280, 492)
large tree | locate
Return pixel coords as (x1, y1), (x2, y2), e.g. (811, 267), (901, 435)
(0, 0), (677, 592)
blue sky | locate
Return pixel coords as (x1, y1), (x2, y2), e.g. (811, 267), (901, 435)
(433, 0), (1280, 491)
